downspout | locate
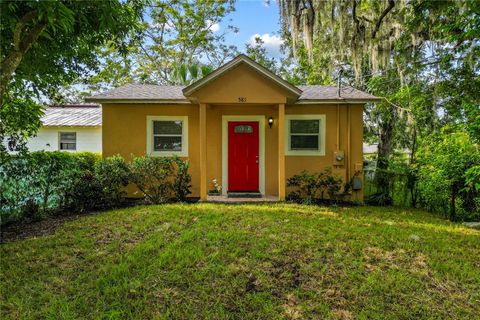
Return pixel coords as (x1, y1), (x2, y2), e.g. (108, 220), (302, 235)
(347, 104), (351, 184)
(336, 103), (340, 150)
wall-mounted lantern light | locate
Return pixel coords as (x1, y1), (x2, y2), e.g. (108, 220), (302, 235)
(268, 116), (274, 128)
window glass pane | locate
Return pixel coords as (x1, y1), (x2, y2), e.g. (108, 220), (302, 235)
(60, 132), (76, 141)
(234, 125), (253, 133)
(154, 121), (182, 134)
(291, 135), (319, 150)
(153, 136), (182, 151)
(60, 142), (76, 150)
(290, 120), (319, 134)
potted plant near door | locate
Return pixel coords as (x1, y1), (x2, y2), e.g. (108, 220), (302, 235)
(208, 179), (223, 196)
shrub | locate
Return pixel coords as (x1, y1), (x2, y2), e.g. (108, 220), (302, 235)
(172, 156), (192, 202)
(287, 168), (344, 204)
(129, 156), (175, 204)
(365, 153), (411, 206)
(1, 152), (130, 224)
(63, 155), (130, 212)
(95, 156), (131, 207)
(1, 152), (192, 225)
(129, 156), (193, 204)
(286, 170), (319, 204)
(73, 152), (101, 170)
(0, 151), (79, 223)
(318, 168), (343, 200)
(416, 130), (480, 221)
(63, 166), (102, 213)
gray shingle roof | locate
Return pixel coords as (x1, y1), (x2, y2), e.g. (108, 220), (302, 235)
(87, 84), (379, 102)
(41, 105), (102, 126)
(88, 84), (187, 101)
(297, 85), (379, 101)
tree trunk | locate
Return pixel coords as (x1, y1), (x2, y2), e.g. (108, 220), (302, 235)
(0, 52), (24, 99)
(450, 185), (457, 222)
(409, 127), (418, 208)
(0, 11), (47, 106)
(374, 120), (394, 204)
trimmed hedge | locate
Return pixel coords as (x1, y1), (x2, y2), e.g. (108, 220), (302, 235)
(0, 152), (192, 225)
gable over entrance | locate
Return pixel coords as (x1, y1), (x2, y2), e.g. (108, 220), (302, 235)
(183, 54), (302, 104)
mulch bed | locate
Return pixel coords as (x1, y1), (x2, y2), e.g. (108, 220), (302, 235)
(0, 212), (97, 243)
(1, 198), (200, 243)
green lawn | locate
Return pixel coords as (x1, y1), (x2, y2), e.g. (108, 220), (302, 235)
(1, 204), (479, 319)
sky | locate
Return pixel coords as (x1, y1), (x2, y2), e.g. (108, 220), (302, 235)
(219, 0), (284, 57)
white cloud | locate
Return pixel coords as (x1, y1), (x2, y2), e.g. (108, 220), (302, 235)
(207, 20), (220, 33)
(249, 33), (284, 57)
(263, 0), (276, 8)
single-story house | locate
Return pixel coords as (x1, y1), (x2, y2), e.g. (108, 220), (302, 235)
(86, 55), (380, 201)
(25, 105), (102, 153)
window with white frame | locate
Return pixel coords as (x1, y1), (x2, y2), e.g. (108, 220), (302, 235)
(59, 132), (76, 151)
(285, 115), (325, 156)
(146, 116), (188, 156)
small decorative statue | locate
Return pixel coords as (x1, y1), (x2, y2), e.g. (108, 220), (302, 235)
(208, 179), (222, 195)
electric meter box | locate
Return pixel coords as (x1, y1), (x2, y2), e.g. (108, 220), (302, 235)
(333, 151), (345, 166)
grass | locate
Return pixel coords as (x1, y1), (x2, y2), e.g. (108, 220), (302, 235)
(1, 204), (479, 319)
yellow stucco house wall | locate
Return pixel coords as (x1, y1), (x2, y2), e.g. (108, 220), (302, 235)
(87, 55), (380, 201)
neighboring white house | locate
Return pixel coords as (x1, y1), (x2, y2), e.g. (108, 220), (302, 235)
(363, 143), (378, 155)
(26, 105), (102, 153)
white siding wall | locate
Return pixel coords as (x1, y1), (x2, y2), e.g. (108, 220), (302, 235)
(26, 126), (102, 153)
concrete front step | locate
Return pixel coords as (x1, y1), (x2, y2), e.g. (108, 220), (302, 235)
(206, 195), (279, 203)
(227, 192), (262, 198)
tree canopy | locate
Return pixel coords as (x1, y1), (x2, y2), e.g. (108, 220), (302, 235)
(88, 0), (237, 91)
(0, 0), (145, 104)
(279, 0), (480, 219)
(0, 0), (146, 153)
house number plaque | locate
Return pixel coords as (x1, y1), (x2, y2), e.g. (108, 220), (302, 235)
(238, 97), (247, 102)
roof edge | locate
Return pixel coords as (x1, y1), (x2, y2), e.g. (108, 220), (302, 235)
(295, 97), (382, 104)
(84, 98), (192, 104)
(42, 124), (102, 127)
(182, 54), (302, 97)
(48, 104), (100, 108)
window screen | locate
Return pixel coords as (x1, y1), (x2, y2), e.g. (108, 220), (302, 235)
(152, 120), (183, 151)
(59, 132), (76, 150)
(289, 119), (320, 150)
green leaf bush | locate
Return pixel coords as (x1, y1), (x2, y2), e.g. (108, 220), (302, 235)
(286, 168), (344, 205)
(62, 154), (130, 213)
(416, 130), (480, 221)
(129, 156), (174, 204)
(173, 157), (192, 202)
(0, 152), (192, 225)
(1, 151), (79, 222)
(129, 156), (192, 204)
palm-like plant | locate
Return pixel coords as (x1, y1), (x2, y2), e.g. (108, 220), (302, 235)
(169, 62), (213, 85)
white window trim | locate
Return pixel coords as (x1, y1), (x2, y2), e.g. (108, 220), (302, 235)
(58, 131), (77, 151)
(146, 116), (188, 157)
(285, 114), (326, 156)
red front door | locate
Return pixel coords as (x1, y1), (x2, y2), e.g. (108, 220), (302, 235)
(228, 121), (259, 192)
